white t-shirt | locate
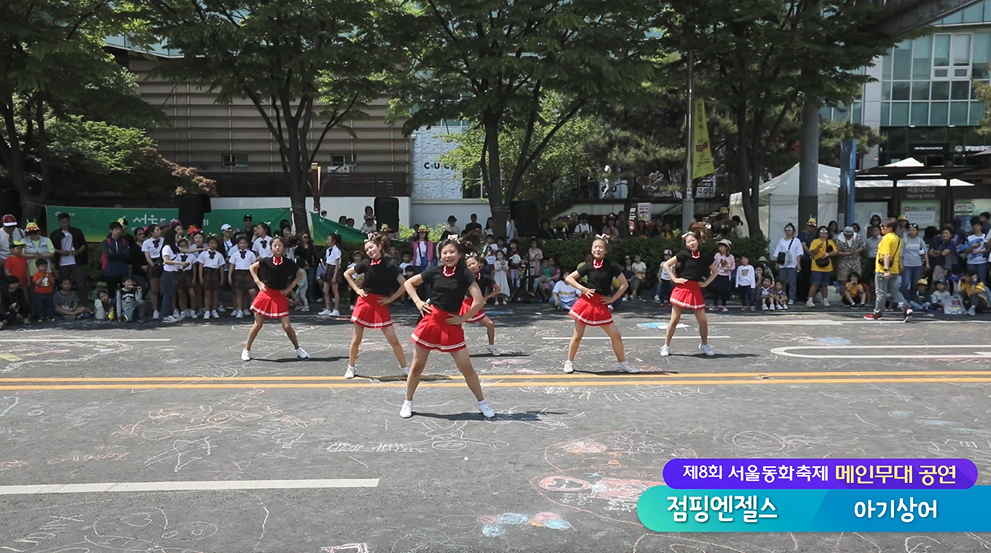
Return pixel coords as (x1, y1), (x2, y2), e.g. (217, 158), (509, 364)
(198, 249), (226, 269)
(399, 261), (412, 272)
(230, 248), (256, 270)
(736, 264), (757, 288)
(141, 237), (164, 260)
(325, 245), (342, 266)
(58, 230), (75, 266)
(573, 223), (592, 235)
(553, 280), (579, 302)
(632, 261), (646, 277)
(161, 245), (182, 272)
(659, 260), (672, 281)
(252, 237), (273, 259)
(773, 237), (804, 269)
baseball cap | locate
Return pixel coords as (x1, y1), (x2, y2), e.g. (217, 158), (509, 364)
(11, 240), (24, 248)
(2, 214), (15, 227)
(663, 249), (673, 255)
(243, 214), (253, 221)
(806, 217), (817, 226)
(935, 278), (947, 285)
(117, 217), (128, 227)
(220, 223), (232, 231)
(25, 222), (39, 232)
(843, 226), (854, 234)
(897, 214), (907, 220)
(917, 278), (928, 286)
(908, 222), (919, 229)
(758, 256), (768, 262)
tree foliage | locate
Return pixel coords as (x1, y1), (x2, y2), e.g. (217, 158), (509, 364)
(131, 0), (409, 231)
(395, 0), (662, 234)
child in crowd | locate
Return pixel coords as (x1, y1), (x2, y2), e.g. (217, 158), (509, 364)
(292, 267), (310, 311)
(534, 259), (555, 301)
(229, 236), (258, 319)
(116, 276), (145, 322)
(552, 278), (579, 311)
(0, 276), (28, 330)
(735, 255), (756, 311)
(909, 278), (933, 312)
(843, 272), (865, 308)
(756, 256), (775, 283)
(758, 277), (774, 311)
(960, 270), (991, 315)
(772, 281), (788, 310)
(95, 290), (114, 320)
(930, 278), (952, 311)
(483, 235), (500, 268)
(4, 241), (28, 288)
(399, 252), (414, 273)
(492, 250), (510, 305)
(630, 255), (647, 302)
(348, 250), (364, 306)
(654, 249), (674, 305)
(31, 259), (56, 322)
(709, 239), (735, 312)
(198, 236), (226, 319)
(54, 278), (91, 320)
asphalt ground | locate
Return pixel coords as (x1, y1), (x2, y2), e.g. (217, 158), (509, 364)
(0, 301), (990, 552)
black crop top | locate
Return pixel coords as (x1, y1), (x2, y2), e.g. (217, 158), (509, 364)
(421, 264), (476, 313)
(576, 261), (623, 296)
(354, 256), (401, 296)
(257, 256), (299, 290)
(467, 272), (495, 297)
(675, 250), (712, 281)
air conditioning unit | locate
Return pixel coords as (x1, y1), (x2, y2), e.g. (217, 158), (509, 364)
(326, 164), (354, 174)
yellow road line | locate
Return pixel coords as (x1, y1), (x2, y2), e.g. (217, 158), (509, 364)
(3, 376), (991, 391)
(1, 369), (989, 383)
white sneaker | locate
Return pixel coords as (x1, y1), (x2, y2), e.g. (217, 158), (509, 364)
(478, 400), (495, 418)
(761, 304), (768, 311)
(329, 310), (340, 317)
(805, 298), (814, 308)
(782, 304), (789, 310)
(211, 311), (219, 319)
(968, 306), (977, 316)
(661, 345), (671, 357)
(616, 361), (640, 373)
(563, 361), (575, 374)
(318, 309), (332, 316)
(241, 349), (251, 361)
(487, 344), (501, 356)
(400, 400), (413, 418)
(344, 365), (356, 379)
(400, 366), (410, 376)
(162, 315), (179, 323)
(173, 310), (181, 318)
(201, 311), (209, 319)
(296, 347), (308, 359)
(822, 298), (830, 307)
(152, 310), (160, 320)
(218, 305), (226, 313)
(788, 299), (794, 305)
(653, 295), (660, 302)
(699, 343), (715, 357)
(236, 310), (244, 319)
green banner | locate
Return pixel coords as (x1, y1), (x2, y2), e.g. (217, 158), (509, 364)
(308, 212), (369, 244)
(46, 205), (293, 242)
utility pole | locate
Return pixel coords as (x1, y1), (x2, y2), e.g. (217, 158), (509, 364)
(682, 49), (695, 233)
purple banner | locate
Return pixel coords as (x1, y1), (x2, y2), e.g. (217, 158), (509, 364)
(663, 459), (977, 489)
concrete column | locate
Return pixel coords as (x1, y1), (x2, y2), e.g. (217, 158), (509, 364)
(798, 100), (820, 226)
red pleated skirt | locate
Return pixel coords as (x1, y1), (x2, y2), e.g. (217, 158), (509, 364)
(670, 280), (706, 310)
(460, 297), (486, 323)
(569, 294), (613, 326)
(351, 294), (393, 328)
(250, 288), (290, 319)
(411, 308), (466, 352)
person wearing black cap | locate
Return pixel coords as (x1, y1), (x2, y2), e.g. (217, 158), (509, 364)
(241, 214), (255, 241)
(103, 221), (131, 294)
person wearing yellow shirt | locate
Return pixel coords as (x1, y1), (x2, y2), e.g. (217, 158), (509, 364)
(865, 218), (911, 321)
(806, 226), (837, 308)
(960, 270), (991, 315)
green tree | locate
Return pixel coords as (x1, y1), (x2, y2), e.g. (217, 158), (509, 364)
(395, 0), (661, 234)
(133, 0), (409, 231)
(663, 0), (899, 235)
(0, 0), (156, 219)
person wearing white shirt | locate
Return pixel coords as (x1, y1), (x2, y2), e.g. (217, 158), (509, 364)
(735, 256), (757, 311)
(160, 230), (191, 323)
(572, 215), (593, 239)
(772, 223), (805, 304)
(140, 225), (165, 319)
(251, 223), (274, 259)
(198, 237), (226, 319)
(173, 237), (197, 319)
(551, 280), (579, 310)
(228, 237), (258, 319)
(320, 233), (342, 316)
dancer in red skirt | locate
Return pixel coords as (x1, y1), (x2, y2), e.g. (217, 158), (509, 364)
(402, 238), (495, 419)
(661, 232), (718, 357)
(562, 236), (639, 374)
(241, 237), (308, 361)
(462, 255), (501, 355)
(343, 233), (409, 379)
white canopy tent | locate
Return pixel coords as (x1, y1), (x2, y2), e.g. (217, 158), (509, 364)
(729, 159), (977, 253)
(729, 163), (840, 254)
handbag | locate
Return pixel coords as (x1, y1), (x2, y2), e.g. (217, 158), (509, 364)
(776, 238), (795, 266)
(815, 257), (830, 268)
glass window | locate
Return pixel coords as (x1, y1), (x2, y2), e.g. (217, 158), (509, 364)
(907, 127), (928, 144)
(953, 34), (972, 66)
(934, 35), (951, 67)
(852, 102), (863, 125)
(893, 50), (912, 80)
(932, 81), (950, 100)
(942, 11), (964, 24)
(911, 81), (930, 100)
(892, 81), (911, 100)
(971, 101), (987, 125)
(985, 0), (991, 22)
(929, 127), (948, 142)
(952, 80), (971, 99)
(910, 103), (929, 126)
(963, 4), (984, 23)
(882, 54), (892, 80)
(950, 102), (970, 125)
(913, 58), (930, 80)
(914, 36), (932, 59)
(891, 103), (910, 126)
(882, 82), (892, 100)
(887, 128), (908, 152)
(948, 126), (967, 146)
(974, 33), (991, 79)
(931, 102), (949, 126)
(881, 102), (890, 126)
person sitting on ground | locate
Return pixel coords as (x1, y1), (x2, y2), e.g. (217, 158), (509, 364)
(842, 272), (865, 308)
(551, 278), (579, 311)
(94, 290), (114, 320)
(0, 275), (28, 330)
(758, 277), (774, 310)
(54, 277), (92, 320)
(909, 278), (933, 312)
(116, 276), (145, 322)
(960, 270), (991, 316)
(930, 278), (952, 311)
(772, 280), (788, 310)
